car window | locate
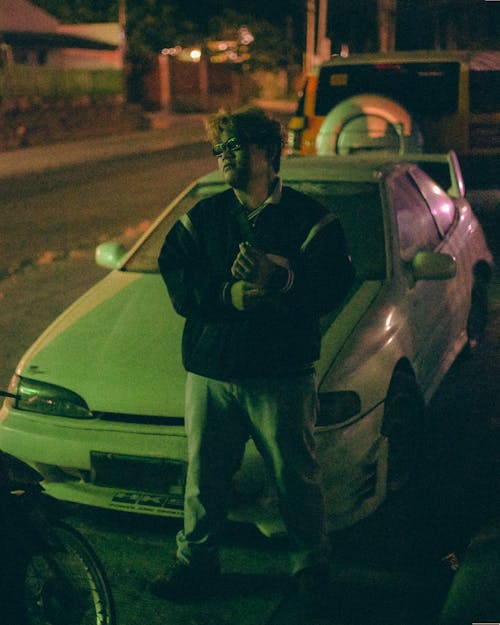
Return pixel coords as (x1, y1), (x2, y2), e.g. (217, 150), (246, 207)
(411, 161), (452, 195)
(315, 62), (460, 118)
(290, 182), (386, 280)
(124, 181), (386, 280)
(390, 172), (441, 262)
(408, 166), (457, 237)
(124, 183), (228, 272)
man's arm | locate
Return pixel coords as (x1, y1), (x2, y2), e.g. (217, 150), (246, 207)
(292, 215), (356, 317)
(229, 215), (355, 317)
(158, 217), (236, 320)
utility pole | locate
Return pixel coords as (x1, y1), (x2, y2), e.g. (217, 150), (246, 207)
(305, 0), (316, 75)
(118, 0), (127, 63)
(305, 0), (330, 76)
(316, 0), (330, 62)
(378, 0), (397, 52)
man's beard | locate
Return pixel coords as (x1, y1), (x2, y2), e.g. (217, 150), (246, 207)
(223, 161), (250, 191)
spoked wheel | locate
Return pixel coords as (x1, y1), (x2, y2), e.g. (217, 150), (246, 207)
(22, 521), (115, 625)
(382, 370), (425, 493)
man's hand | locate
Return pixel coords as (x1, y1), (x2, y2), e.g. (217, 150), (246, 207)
(231, 242), (286, 289)
(230, 280), (265, 311)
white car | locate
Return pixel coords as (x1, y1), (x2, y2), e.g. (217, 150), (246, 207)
(0, 152), (492, 537)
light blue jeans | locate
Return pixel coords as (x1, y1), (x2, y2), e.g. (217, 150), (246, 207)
(176, 371), (329, 574)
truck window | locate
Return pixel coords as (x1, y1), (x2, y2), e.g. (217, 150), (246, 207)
(315, 62), (460, 120)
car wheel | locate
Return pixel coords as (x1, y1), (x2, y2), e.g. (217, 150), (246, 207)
(467, 261), (492, 349)
(382, 370), (425, 492)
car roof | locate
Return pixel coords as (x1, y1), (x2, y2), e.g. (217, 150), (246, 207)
(314, 49), (500, 71)
(198, 153), (456, 186)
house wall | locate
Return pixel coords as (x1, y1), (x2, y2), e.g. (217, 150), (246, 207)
(49, 47), (122, 70)
(54, 23), (123, 70)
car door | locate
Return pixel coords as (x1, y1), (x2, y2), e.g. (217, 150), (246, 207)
(387, 168), (458, 390)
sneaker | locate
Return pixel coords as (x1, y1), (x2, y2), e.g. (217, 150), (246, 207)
(150, 560), (221, 601)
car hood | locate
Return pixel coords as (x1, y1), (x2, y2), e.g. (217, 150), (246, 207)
(17, 271), (382, 416)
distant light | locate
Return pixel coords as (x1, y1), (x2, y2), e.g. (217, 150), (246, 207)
(190, 49), (201, 61)
(161, 46), (181, 56)
(239, 26), (254, 45)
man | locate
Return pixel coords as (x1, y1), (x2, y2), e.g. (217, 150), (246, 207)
(154, 106), (355, 601)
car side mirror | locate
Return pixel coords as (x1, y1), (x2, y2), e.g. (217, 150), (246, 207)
(411, 251), (457, 281)
(95, 242), (127, 269)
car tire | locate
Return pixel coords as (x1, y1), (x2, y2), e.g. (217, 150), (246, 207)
(466, 260), (492, 349)
(382, 369), (426, 493)
(315, 93), (424, 156)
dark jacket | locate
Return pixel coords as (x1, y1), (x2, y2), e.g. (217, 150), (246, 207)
(158, 186), (355, 381)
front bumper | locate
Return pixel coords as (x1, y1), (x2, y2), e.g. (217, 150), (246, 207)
(0, 401), (388, 535)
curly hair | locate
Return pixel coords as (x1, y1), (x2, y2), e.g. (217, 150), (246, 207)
(206, 106), (284, 172)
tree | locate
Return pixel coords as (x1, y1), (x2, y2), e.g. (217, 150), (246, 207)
(33, 1), (182, 57)
(31, 0), (117, 23)
(32, 0), (302, 70)
(208, 10), (301, 71)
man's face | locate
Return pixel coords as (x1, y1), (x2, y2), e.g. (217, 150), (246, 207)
(215, 129), (269, 191)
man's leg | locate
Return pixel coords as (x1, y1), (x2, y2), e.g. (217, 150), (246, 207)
(240, 374), (330, 574)
(177, 373), (248, 567)
(152, 373), (248, 599)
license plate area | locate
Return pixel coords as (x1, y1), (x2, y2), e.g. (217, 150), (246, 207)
(90, 452), (186, 498)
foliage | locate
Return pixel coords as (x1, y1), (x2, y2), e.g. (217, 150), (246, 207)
(31, 0), (117, 23)
(208, 10), (300, 71)
(123, 2), (180, 58)
(31, 1), (302, 69)
(0, 66), (123, 98)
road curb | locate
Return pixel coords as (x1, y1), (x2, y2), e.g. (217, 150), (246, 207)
(0, 103), (295, 181)
(0, 116), (208, 180)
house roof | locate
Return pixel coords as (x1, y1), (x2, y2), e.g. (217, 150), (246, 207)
(58, 23), (122, 48)
(1, 30), (118, 50)
(0, 0), (118, 50)
(0, 0), (59, 33)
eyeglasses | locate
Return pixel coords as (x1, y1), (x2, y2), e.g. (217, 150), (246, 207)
(212, 137), (243, 156)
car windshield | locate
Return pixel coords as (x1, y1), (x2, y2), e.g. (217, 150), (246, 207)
(124, 180), (386, 281)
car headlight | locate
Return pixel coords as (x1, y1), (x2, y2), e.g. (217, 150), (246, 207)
(13, 376), (93, 419)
